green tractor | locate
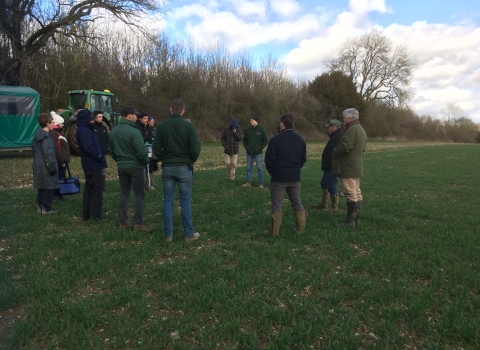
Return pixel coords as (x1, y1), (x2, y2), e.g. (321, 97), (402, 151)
(59, 89), (120, 129)
(59, 89), (120, 155)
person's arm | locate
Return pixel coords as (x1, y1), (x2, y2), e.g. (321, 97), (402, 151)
(300, 141), (307, 168)
(261, 128), (269, 149)
(152, 127), (163, 161)
(333, 132), (356, 157)
(264, 139), (276, 175)
(133, 132), (149, 166)
(234, 127), (242, 141)
(42, 138), (57, 176)
(189, 125), (201, 162)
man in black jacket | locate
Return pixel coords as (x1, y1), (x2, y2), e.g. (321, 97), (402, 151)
(264, 113), (307, 236)
(314, 119), (343, 212)
(93, 111), (109, 190)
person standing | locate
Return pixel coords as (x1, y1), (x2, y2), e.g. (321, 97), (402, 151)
(108, 107), (151, 231)
(332, 108), (367, 227)
(76, 109), (106, 221)
(264, 113), (307, 236)
(93, 110), (109, 191)
(146, 116), (160, 190)
(135, 112), (157, 191)
(221, 118), (243, 181)
(242, 116), (268, 188)
(314, 119), (344, 212)
(32, 113), (59, 214)
(152, 99), (201, 243)
(49, 111), (70, 202)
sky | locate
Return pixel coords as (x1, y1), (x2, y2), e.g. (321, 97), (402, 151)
(156, 0), (480, 122)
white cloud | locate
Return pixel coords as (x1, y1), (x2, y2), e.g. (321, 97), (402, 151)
(230, 0), (266, 18)
(270, 0), (301, 17)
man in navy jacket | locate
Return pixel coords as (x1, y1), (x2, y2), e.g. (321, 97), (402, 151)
(76, 109), (106, 221)
(314, 119), (344, 212)
(264, 113), (307, 236)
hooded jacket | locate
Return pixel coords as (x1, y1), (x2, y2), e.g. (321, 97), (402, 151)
(76, 111), (106, 171)
(109, 118), (149, 169)
(32, 128), (59, 189)
(221, 119), (243, 155)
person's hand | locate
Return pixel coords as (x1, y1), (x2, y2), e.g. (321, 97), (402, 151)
(60, 163), (66, 167)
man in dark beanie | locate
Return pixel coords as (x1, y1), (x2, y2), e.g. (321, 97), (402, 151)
(76, 109), (106, 221)
(242, 115), (268, 188)
(264, 113), (307, 236)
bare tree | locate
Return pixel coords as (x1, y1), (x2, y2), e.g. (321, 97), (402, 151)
(440, 103), (464, 124)
(0, 0), (165, 86)
(324, 29), (416, 107)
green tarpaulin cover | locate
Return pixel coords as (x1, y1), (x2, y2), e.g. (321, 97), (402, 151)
(0, 86), (40, 149)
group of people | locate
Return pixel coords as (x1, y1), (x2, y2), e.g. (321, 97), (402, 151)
(33, 100), (366, 242)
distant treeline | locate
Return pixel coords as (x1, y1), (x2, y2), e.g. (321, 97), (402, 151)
(19, 28), (479, 143)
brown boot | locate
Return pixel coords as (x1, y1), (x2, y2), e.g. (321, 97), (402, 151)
(293, 210), (307, 233)
(264, 211), (282, 236)
(314, 188), (329, 209)
(242, 181), (251, 187)
(330, 193), (339, 212)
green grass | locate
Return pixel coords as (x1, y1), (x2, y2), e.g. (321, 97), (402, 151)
(1, 142), (479, 349)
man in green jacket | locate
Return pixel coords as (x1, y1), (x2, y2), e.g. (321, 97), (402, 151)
(242, 116), (269, 188)
(109, 107), (151, 231)
(153, 99), (201, 243)
(332, 108), (367, 227)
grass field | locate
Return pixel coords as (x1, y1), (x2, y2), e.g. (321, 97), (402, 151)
(0, 141), (479, 349)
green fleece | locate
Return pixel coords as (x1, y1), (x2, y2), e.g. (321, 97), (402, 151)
(108, 118), (149, 169)
(242, 124), (268, 155)
(152, 114), (201, 166)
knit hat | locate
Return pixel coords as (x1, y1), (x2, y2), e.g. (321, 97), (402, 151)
(324, 119), (341, 128)
(50, 111), (64, 125)
(148, 115), (154, 121)
(251, 116), (260, 123)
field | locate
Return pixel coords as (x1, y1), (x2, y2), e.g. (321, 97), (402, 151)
(0, 141), (479, 349)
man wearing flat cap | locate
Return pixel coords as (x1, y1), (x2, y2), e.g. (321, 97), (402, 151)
(242, 116), (268, 188)
(109, 106), (151, 231)
(314, 119), (343, 212)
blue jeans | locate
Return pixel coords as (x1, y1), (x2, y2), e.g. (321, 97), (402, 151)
(162, 165), (195, 238)
(246, 153), (264, 183)
(320, 171), (339, 194)
(118, 168), (145, 225)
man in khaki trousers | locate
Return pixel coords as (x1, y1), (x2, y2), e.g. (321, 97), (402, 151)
(332, 108), (367, 227)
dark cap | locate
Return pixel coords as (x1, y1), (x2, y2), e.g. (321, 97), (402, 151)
(121, 106), (139, 117)
(251, 116), (260, 123)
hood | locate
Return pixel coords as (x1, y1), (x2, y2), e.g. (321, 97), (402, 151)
(76, 109), (93, 127)
(33, 128), (50, 142)
(230, 118), (239, 128)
